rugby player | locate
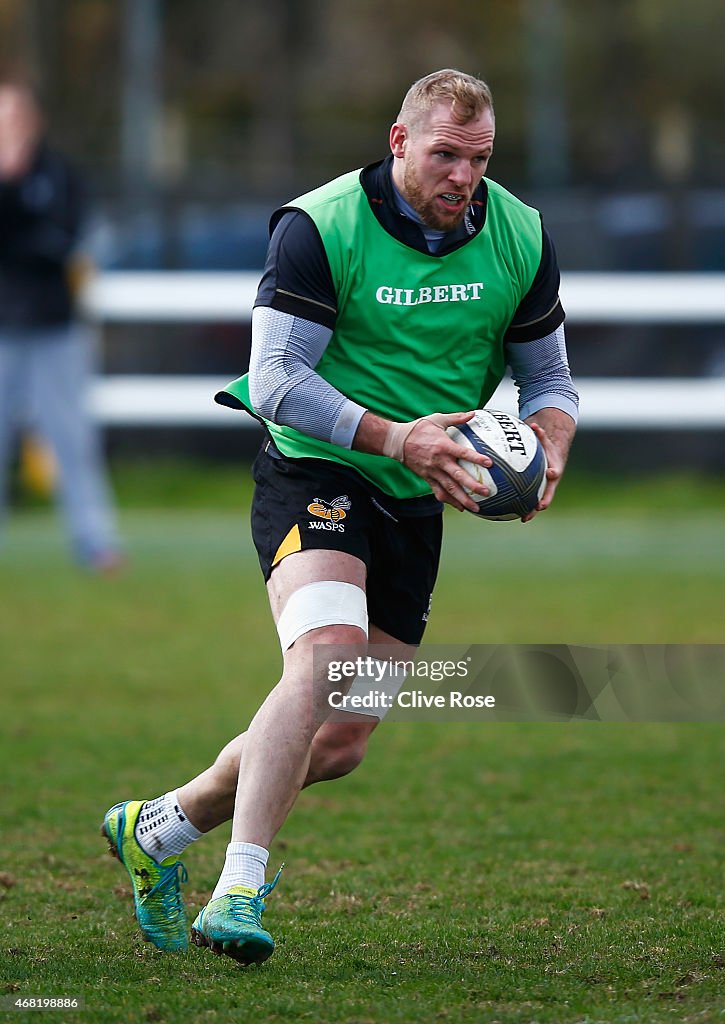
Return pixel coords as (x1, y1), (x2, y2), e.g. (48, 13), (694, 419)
(102, 69), (578, 963)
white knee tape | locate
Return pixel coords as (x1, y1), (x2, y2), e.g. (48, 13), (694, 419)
(276, 581), (368, 652)
(342, 660), (408, 720)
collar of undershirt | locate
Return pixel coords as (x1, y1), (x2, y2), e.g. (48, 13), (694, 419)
(360, 155), (488, 257)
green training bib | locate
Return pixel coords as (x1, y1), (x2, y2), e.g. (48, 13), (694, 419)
(220, 170), (543, 499)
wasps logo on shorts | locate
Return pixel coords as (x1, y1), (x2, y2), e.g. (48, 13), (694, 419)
(307, 495), (352, 521)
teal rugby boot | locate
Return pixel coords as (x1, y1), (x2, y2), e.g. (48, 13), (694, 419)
(101, 800), (189, 951)
(191, 867), (283, 965)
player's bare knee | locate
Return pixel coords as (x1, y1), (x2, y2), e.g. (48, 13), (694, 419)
(286, 624), (368, 717)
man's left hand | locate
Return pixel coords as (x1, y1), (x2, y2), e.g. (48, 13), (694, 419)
(521, 408), (576, 523)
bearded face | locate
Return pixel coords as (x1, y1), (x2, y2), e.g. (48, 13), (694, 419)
(391, 102), (495, 232)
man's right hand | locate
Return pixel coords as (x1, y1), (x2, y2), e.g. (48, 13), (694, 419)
(354, 410), (492, 513)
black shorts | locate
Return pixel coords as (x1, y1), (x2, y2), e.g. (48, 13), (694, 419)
(251, 445), (443, 645)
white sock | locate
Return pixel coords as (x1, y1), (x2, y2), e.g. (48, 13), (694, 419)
(135, 790), (202, 864)
(210, 842), (269, 901)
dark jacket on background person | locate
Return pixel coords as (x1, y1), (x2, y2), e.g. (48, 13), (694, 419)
(0, 141), (85, 329)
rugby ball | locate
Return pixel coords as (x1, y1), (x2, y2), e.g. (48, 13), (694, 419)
(446, 409), (547, 521)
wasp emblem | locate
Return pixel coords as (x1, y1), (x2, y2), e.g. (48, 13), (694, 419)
(307, 495), (352, 521)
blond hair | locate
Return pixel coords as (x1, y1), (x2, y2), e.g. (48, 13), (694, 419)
(397, 69), (494, 135)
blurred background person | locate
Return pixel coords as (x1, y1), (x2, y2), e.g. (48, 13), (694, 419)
(0, 79), (123, 573)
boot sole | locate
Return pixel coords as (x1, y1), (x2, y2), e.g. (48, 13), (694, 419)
(191, 927), (273, 965)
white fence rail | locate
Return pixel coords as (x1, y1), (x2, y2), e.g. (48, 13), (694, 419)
(83, 271), (725, 324)
(82, 272), (725, 429)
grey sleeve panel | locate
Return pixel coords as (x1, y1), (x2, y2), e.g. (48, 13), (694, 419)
(248, 306), (367, 448)
(505, 323), (580, 423)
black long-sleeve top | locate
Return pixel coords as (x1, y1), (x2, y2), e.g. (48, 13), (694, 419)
(0, 141), (85, 328)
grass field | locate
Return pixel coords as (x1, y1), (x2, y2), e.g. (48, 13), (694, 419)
(1, 465), (723, 1023)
